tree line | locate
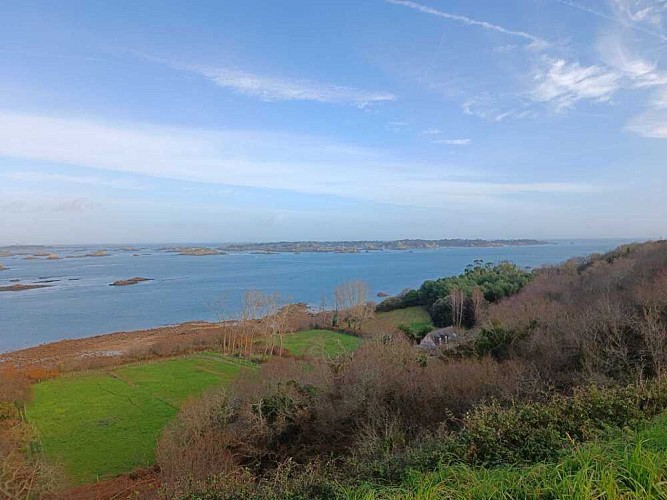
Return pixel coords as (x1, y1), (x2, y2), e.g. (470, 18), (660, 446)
(377, 260), (533, 328)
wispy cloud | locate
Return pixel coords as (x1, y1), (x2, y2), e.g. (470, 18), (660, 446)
(559, 0), (667, 42)
(561, 0), (667, 137)
(385, 0), (547, 46)
(0, 197), (97, 214)
(195, 67), (396, 108)
(421, 128), (442, 135)
(530, 58), (621, 111)
(463, 97), (537, 122)
(432, 138), (471, 145)
(0, 112), (594, 209)
(1, 171), (146, 190)
(386, 121), (410, 132)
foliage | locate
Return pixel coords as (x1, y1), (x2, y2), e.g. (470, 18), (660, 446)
(487, 240), (667, 385)
(396, 322), (433, 342)
(0, 367), (63, 497)
(164, 379), (667, 499)
(344, 418), (667, 499)
(418, 261), (532, 307)
(378, 261), (532, 328)
(157, 340), (523, 494)
(429, 298), (453, 328)
(473, 321), (528, 360)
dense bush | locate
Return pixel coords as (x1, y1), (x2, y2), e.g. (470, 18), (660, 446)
(158, 340), (523, 493)
(397, 322), (433, 342)
(378, 261), (533, 328)
(164, 378), (667, 498)
(487, 240), (667, 385)
(419, 261), (532, 306)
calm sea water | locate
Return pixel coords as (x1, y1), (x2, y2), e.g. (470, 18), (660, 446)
(0, 239), (640, 353)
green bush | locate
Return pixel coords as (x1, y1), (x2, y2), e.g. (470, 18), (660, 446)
(376, 261), (533, 314)
(474, 321), (527, 360)
(397, 322), (433, 342)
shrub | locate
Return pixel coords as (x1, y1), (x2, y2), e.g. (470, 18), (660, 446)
(397, 322), (433, 342)
(474, 321), (527, 360)
(158, 341), (523, 493)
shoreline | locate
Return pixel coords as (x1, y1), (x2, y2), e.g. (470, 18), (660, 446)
(0, 320), (221, 368)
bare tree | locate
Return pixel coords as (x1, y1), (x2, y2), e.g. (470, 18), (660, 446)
(334, 280), (374, 333)
(639, 304), (667, 378)
(471, 287), (485, 317)
(450, 288), (465, 329)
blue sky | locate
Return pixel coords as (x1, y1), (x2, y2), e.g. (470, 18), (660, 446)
(1, 0), (666, 244)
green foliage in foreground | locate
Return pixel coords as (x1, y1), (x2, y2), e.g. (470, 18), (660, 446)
(178, 380), (667, 499)
(183, 413), (667, 499)
(27, 353), (252, 484)
(282, 330), (362, 357)
(346, 414), (667, 499)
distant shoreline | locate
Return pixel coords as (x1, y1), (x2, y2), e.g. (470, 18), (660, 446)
(0, 238), (549, 257)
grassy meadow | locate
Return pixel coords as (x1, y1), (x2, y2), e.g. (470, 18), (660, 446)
(361, 306), (433, 336)
(27, 330), (361, 485)
(281, 329), (363, 356)
(27, 353), (252, 484)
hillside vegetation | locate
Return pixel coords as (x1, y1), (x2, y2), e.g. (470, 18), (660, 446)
(377, 261), (533, 329)
(155, 241), (667, 498)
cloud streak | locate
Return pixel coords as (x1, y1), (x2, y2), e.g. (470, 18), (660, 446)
(0, 112), (594, 209)
(559, 0), (667, 42)
(385, 0), (547, 45)
(432, 138), (471, 145)
(196, 67), (396, 107)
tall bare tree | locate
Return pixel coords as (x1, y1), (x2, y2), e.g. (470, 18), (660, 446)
(334, 280), (374, 332)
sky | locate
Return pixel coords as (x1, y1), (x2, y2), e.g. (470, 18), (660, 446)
(0, 0), (666, 244)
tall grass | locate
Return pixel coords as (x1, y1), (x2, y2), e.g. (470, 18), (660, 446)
(344, 417), (667, 500)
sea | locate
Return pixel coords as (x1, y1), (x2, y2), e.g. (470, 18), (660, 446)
(0, 239), (643, 353)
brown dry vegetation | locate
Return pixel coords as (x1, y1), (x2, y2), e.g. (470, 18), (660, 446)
(479, 240), (667, 386)
(155, 241), (667, 498)
(157, 338), (525, 494)
(0, 368), (63, 499)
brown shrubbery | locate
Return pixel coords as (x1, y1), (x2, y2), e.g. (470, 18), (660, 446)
(484, 241), (667, 385)
(157, 241), (667, 497)
(158, 338), (524, 493)
(0, 368), (63, 498)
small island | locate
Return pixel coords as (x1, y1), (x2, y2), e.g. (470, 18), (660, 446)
(166, 247), (226, 256)
(0, 283), (52, 292)
(0, 263), (6, 271)
(85, 250), (110, 257)
(110, 277), (153, 287)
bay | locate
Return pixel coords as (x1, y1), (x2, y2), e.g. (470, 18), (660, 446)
(0, 239), (639, 353)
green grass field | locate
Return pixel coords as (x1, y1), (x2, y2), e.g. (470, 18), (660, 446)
(361, 306), (433, 335)
(27, 330), (360, 485)
(27, 353), (252, 484)
(281, 329), (362, 357)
